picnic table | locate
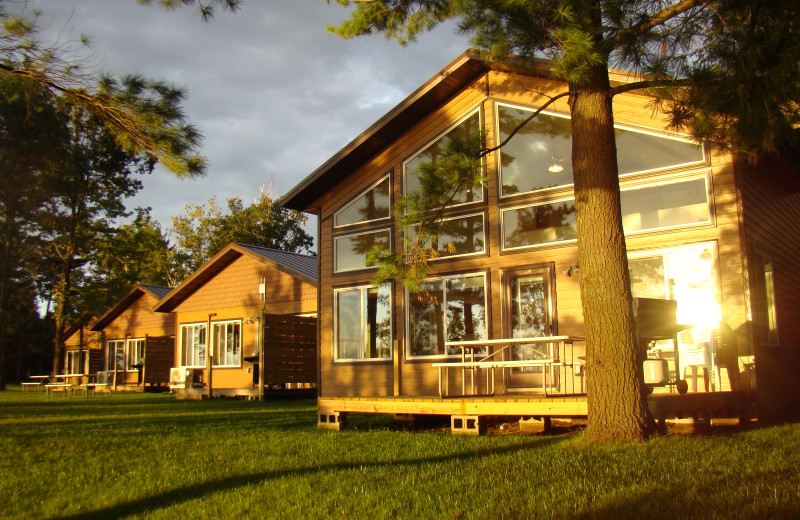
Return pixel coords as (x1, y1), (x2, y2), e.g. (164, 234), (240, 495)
(433, 336), (585, 397)
(21, 375), (50, 391)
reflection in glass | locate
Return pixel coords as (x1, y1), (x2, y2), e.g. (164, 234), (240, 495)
(212, 322), (241, 366)
(405, 112), (483, 205)
(498, 105), (704, 197)
(334, 229), (391, 272)
(409, 214), (485, 258)
(503, 202), (577, 248)
(335, 176), (391, 227)
(509, 274), (549, 372)
(409, 275), (486, 356)
(336, 284), (392, 360)
(621, 178), (709, 232)
(502, 178), (710, 249)
(181, 324), (206, 367)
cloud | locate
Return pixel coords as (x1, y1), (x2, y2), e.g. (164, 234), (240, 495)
(26, 0), (471, 246)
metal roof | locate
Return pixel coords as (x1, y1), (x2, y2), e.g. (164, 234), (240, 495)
(90, 284), (172, 331)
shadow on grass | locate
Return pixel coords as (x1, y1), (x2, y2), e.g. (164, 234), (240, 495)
(51, 437), (563, 520)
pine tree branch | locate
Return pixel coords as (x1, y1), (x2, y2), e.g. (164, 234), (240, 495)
(606, 0), (710, 50)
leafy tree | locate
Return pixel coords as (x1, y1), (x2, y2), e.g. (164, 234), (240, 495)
(329, 0), (800, 442)
(170, 185), (314, 279)
(0, 73), (64, 389)
(80, 207), (176, 314)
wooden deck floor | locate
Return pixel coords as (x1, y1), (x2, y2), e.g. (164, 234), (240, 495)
(318, 391), (757, 423)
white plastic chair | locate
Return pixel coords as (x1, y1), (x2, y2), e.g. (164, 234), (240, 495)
(677, 326), (715, 392)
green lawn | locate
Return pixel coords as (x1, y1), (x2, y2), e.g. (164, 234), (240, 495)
(1, 388), (798, 520)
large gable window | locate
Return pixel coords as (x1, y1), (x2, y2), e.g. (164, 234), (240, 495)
(334, 284), (392, 361)
(497, 104), (705, 198)
(501, 175), (712, 250)
(407, 273), (487, 357)
(334, 174), (391, 228)
(404, 110), (484, 206)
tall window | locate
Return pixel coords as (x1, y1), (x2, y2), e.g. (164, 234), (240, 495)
(127, 338), (145, 369)
(335, 284), (392, 361)
(212, 321), (242, 366)
(408, 273), (487, 357)
(106, 339), (125, 372)
(496, 104), (705, 198)
(181, 323), (207, 367)
(404, 110), (484, 206)
(752, 250), (779, 346)
(628, 242), (720, 336)
(65, 350), (86, 375)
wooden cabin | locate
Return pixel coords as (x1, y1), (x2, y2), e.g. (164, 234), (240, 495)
(89, 284), (175, 390)
(153, 242), (318, 399)
(281, 50), (800, 431)
(62, 313), (103, 379)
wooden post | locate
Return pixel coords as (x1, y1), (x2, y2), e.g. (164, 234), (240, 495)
(206, 313), (216, 399)
(393, 339), (402, 396)
(258, 310), (265, 402)
(141, 334), (148, 393)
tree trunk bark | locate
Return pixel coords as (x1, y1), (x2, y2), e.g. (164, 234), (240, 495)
(570, 66), (655, 442)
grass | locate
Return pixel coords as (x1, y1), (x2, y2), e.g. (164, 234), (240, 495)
(1, 387), (799, 520)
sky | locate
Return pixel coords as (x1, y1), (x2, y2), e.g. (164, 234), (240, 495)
(25, 0), (471, 247)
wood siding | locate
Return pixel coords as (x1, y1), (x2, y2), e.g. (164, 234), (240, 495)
(311, 69), (752, 400)
(738, 159), (800, 418)
(172, 254), (317, 389)
(262, 315), (317, 385)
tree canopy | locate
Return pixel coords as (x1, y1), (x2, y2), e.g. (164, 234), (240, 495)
(329, 0), (800, 442)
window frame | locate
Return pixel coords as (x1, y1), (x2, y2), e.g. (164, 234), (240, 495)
(105, 339), (125, 372)
(402, 106), (486, 210)
(333, 282), (394, 363)
(333, 173), (393, 230)
(126, 338), (145, 370)
(405, 271), (489, 359)
(65, 350), (86, 375)
(752, 248), (779, 347)
(333, 226), (393, 274)
(211, 320), (243, 368)
(499, 171), (714, 252)
(180, 322), (207, 369)
(407, 211), (488, 261)
(494, 101), (708, 201)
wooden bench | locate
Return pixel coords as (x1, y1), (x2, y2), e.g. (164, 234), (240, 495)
(44, 383), (73, 397)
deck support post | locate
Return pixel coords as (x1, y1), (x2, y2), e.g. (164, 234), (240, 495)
(318, 410), (347, 431)
(451, 415), (486, 435)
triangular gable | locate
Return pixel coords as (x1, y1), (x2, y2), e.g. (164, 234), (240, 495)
(154, 242), (317, 313)
(90, 284), (172, 332)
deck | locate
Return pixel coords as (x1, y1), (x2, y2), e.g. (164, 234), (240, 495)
(317, 391), (758, 433)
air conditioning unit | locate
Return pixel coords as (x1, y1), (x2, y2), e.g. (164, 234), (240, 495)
(169, 367), (188, 391)
(96, 371), (110, 385)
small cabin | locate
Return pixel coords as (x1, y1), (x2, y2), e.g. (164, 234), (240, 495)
(153, 242), (318, 399)
(89, 284), (175, 390)
(281, 51), (800, 431)
(62, 313), (103, 379)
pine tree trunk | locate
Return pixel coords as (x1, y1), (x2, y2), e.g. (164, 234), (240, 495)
(570, 66), (655, 442)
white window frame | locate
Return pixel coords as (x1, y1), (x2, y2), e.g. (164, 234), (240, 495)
(333, 283), (393, 362)
(754, 249), (779, 347)
(333, 227), (392, 273)
(500, 172), (713, 251)
(495, 101), (707, 200)
(405, 271), (489, 359)
(127, 338), (145, 370)
(211, 320), (243, 368)
(407, 212), (487, 261)
(180, 323), (207, 368)
(333, 173), (392, 229)
(403, 107), (485, 209)
(65, 350), (86, 375)
(106, 339), (125, 372)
